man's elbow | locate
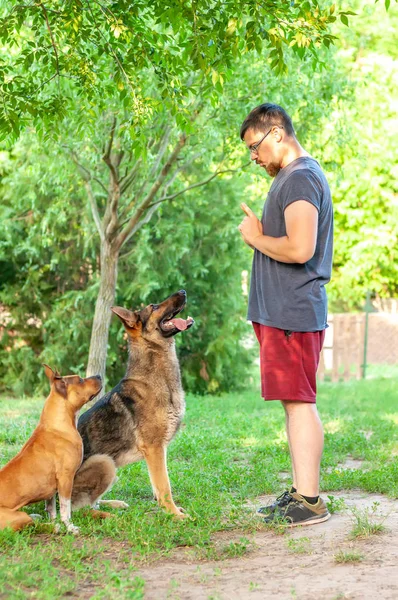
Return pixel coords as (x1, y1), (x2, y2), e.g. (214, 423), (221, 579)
(291, 248), (315, 264)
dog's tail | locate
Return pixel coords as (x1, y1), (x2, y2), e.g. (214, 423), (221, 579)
(71, 454), (117, 510)
(0, 507), (34, 531)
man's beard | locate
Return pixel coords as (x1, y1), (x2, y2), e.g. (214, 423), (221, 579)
(265, 162), (281, 177)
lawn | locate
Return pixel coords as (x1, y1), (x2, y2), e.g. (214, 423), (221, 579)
(0, 376), (397, 599)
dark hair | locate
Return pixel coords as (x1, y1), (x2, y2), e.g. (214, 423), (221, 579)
(240, 103), (295, 139)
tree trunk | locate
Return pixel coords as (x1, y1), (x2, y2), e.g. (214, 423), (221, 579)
(86, 240), (119, 385)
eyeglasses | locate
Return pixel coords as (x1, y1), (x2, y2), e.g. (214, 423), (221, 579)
(248, 126), (283, 155)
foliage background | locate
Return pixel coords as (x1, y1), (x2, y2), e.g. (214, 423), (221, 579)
(0, 0), (397, 395)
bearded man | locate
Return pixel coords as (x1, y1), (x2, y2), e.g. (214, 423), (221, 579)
(238, 103), (333, 526)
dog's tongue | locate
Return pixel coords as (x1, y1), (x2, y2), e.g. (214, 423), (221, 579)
(170, 318), (188, 331)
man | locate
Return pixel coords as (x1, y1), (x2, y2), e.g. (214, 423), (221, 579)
(238, 103), (333, 526)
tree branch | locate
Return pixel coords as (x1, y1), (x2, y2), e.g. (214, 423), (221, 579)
(67, 147), (108, 195)
(115, 133), (187, 250)
(84, 181), (105, 242)
(120, 157), (142, 195)
(119, 161), (250, 258)
(118, 203), (160, 260)
(38, 2), (60, 78)
(160, 151), (203, 196)
(101, 117), (122, 238)
(149, 162), (251, 207)
(103, 117), (116, 158)
(115, 150), (124, 168)
(149, 125), (171, 180)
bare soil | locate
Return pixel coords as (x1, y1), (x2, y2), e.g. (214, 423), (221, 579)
(137, 491), (398, 600)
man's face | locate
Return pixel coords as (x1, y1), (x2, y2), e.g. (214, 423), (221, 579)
(243, 127), (281, 177)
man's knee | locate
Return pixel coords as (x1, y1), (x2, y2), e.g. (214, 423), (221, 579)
(281, 400), (317, 414)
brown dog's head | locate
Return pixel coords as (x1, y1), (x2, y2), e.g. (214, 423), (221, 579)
(43, 365), (102, 409)
(111, 290), (194, 343)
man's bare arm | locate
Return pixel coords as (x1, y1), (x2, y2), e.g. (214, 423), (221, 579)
(240, 201), (318, 264)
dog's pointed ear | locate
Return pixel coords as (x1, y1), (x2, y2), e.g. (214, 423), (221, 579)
(43, 364), (55, 384)
(43, 364), (67, 397)
(111, 306), (140, 329)
(54, 377), (67, 399)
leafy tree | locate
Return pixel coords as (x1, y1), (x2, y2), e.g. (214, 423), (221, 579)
(0, 45), (345, 393)
(0, 0), (347, 141)
(1, 0), (394, 394)
(0, 0), (355, 383)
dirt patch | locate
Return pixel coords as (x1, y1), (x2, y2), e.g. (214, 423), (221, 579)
(137, 491), (398, 600)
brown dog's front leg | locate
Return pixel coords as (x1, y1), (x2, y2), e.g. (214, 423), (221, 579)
(59, 496), (79, 534)
(58, 477), (79, 534)
(142, 445), (186, 518)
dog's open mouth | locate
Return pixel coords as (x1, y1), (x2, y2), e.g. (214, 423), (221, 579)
(160, 309), (194, 335)
(89, 388), (102, 401)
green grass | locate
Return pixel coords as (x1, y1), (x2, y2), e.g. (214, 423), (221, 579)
(0, 376), (397, 597)
(286, 536), (312, 554)
(334, 550), (364, 564)
(349, 503), (386, 539)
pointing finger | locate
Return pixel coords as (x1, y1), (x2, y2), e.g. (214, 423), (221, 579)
(240, 202), (254, 217)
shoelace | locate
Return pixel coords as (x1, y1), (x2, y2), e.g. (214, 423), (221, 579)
(258, 490), (293, 513)
(274, 490), (293, 506)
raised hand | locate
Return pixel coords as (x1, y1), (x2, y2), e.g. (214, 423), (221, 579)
(238, 203), (263, 247)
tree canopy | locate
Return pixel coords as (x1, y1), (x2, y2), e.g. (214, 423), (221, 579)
(0, 0), (352, 141)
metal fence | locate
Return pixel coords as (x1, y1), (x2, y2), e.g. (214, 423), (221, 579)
(318, 295), (398, 382)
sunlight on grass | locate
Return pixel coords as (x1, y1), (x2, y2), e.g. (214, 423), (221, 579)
(275, 428), (289, 444)
(383, 414), (398, 425)
(324, 419), (342, 434)
(239, 436), (261, 447)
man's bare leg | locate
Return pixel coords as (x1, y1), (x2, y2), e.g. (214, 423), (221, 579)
(282, 401), (324, 497)
(283, 405), (297, 490)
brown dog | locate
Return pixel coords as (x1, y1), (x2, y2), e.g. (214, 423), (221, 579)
(0, 365), (102, 533)
(74, 290), (194, 518)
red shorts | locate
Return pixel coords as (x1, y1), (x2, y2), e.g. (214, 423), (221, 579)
(252, 323), (325, 403)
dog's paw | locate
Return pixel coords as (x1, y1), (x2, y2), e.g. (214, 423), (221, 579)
(66, 523), (80, 535)
(174, 507), (190, 520)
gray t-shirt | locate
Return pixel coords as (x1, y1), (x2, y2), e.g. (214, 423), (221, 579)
(247, 156), (333, 332)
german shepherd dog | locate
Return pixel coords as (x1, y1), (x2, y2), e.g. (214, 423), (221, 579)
(72, 290), (194, 518)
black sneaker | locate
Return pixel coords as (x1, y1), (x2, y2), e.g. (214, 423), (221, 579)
(263, 492), (331, 527)
(257, 489), (294, 517)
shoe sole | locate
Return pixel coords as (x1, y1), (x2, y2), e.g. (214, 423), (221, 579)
(288, 512), (331, 527)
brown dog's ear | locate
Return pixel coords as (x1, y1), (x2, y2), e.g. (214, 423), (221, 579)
(111, 306), (140, 329)
(54, 377), (67, 399)
(43, 364), (55, 384)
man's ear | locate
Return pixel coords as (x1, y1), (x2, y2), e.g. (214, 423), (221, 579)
(43, 364), (55, 384)
(111, 306), (140, 329)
